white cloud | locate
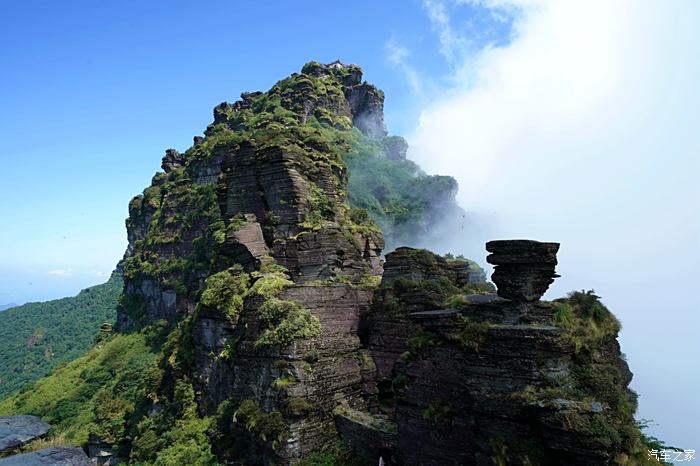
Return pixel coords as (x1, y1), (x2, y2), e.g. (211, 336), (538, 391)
(422, 0), (467, 65)
(408, 0), (700, 447)
(385, 37), (424, 94)
(48, 268), (72, 276)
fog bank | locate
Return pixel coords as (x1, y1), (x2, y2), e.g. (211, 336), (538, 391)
(408, 0), (700, 447)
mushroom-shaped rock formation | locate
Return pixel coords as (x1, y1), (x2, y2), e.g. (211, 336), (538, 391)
(486, 239), (560, 301)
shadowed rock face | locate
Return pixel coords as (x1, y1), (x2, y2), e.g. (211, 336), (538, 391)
(0, 416), (50, 454)
(486, 239), (560, 301)
(356, 243), (639, 466)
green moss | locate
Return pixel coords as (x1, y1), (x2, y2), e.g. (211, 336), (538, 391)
(333, 403), (397, 433)
(200, 265), (250, 321)
(233, 399), (288, 449)
(294, 440), (362, 466)
(450, 316), (491, 352)
(246, 272), (293, 299)
(406, 331), (440, 357)
(255, 298), (321, 348)
(551, 290), (621, 353)
(272, 375), (297, 391)
(303, 348), (320, 363)
(285, 396), (311, 415)
(421, 401), (453, 427)
(300, 184), (336, 229)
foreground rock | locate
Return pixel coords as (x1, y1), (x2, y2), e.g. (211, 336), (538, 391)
(0, 416), (50, 454)
(0, 447), (91, 466)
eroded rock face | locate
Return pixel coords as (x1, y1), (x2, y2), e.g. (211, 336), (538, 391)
(486, 239), (560, 301)
(118, 61), (395, 464)
(0, 416), (50, 454)
(354, 243), (639, 466)
(114, 61), (644, 465)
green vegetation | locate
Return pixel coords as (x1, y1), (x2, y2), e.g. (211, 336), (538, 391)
(0, 322), (165, 443)
(450, 316), (491, 351)
(506, 290), (663, 462)
(293, 441), (362, 466)
(0, 271), (122, 399)
(344, 135), (459, 249)
(333, 403), (397, 433)
(200, 265), (250, 322)
(552, 289), (621, 353)
(406, 331), (441, 357)
(233, 399), (287, 449)
(123, 169), (222, 306)
(0, 318), (224, 465)
(256, 298), (321, 348)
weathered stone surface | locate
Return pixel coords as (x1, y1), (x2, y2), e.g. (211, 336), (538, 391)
(193, 284), (378, 462)
(486, 239), (560, 301)
(0, 416), (50, 454)
(346, 241), (637, 465)
(0, 447), (91, 466)
(114, 60), (642, 465)
(86, 434), (115, 466)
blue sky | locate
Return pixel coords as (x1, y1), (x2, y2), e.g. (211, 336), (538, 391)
(0, 0), (513, 303)
(1, 0), (698, 449)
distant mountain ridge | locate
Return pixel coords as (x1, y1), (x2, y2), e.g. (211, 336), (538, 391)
(0, 271), (121, 399)
(0, 303), (18, 312)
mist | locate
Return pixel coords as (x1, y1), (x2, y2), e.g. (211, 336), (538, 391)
(405, 1), (700, 447)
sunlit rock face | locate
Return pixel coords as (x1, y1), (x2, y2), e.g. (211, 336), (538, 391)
(113, 61), (646, 465)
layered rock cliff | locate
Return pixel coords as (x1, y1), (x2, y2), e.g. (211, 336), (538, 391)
(0, 61), (658, 465)
(353, 242), (645, 465)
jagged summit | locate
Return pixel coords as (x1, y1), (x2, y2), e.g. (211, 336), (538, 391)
(0, 63), (658, 466)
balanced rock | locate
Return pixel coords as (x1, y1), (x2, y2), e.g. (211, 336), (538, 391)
(486, 239), (560, 301)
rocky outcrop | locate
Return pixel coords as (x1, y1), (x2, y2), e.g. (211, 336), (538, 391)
(0, 416), (50, 454)
(0, 417), (91, 466)
(0, 447), (91, 466)
(111, 61), (649, 465)
(349, 240), (640, 465)
(486, 239), (560, 301)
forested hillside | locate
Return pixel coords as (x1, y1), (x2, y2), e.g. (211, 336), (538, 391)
(0, 270), (121, 399)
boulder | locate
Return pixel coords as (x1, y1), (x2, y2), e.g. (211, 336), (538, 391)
(0, 416), (50, 454)
(0, 447), (91, 466)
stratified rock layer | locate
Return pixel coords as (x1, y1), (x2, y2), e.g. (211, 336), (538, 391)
(111, 60), (647, 465)
(354, 243), (639, 465)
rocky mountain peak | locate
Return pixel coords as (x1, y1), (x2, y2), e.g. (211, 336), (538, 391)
(97, 63), (655, 464)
